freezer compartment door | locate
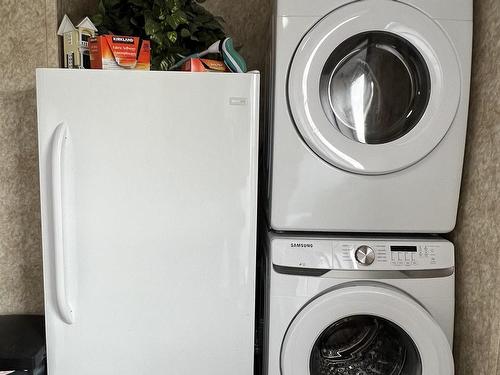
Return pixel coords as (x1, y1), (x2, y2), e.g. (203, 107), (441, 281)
(36, 69), (259, 375)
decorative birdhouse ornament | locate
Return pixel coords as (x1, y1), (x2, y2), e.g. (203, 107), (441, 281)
(57, 15), (98, 69)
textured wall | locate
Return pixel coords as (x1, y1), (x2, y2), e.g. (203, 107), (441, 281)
(203, 0), (272, 72)
(0, 0), (58, 314)
(451, 0), (500, 373)
(57, 0), (97, 22)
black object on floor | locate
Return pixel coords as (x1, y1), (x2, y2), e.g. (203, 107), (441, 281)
(0, 315), (46, 375)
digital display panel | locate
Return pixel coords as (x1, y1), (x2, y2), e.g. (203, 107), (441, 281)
(390, 245), (418, 252)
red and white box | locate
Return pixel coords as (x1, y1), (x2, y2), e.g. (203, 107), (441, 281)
(181, 58), (229, 72)
(89, 35), (150, 70)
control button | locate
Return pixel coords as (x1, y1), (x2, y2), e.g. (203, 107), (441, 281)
(355, 246), (375, 266)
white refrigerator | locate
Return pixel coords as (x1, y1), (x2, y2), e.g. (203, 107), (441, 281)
(36, 69), (259, 375)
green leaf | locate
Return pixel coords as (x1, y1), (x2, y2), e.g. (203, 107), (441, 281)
(103, 0), (121, 8)
(180, 28), (190, 38)
(196, 14), (212, 23)
(144, 17), (160, 35)
(98, 0), (106, 14)
(166, 0), (182, 12)
(91, 14), (104, 26)
(114, 16), (134, 34)
(159, 54), (177, 70)
(189, 21), (201, 31)
(164, 10), (188, 29)
(167, 31), (177, 44)
(204, 20), (222, 30)
(129, 0), (147, 6)
(196, 30), (212, 43)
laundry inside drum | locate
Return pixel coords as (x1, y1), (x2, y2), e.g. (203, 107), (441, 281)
(309, 315), (422, 375)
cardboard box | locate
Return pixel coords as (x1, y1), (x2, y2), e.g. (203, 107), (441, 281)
(89, 35), (150, 70)
(181, 58), (229, 72)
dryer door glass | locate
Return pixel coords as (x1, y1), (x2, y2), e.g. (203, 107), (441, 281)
(319, 32), (431, 144)
(310, 315), (422, 375)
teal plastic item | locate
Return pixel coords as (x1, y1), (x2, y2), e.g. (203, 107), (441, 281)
(170, 37), (247, 73)
(220, 37), (247, 73)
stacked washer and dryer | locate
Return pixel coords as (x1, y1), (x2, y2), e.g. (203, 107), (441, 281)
(261, 0), (472, 374)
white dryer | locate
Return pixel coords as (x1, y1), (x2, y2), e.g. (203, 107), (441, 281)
(267, 0), (472, 232)
(262, 231), (455, 375)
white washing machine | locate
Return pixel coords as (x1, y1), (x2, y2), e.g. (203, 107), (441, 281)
(266, 0), (473, 232)
(262, 231), (455, 374)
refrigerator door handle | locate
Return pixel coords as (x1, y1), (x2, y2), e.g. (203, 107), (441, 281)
(51, 123), (75, 325)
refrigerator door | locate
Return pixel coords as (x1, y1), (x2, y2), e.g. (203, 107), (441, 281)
(36, 69), (259, 375)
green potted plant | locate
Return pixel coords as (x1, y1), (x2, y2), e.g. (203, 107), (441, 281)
(91, 0), (226, 70)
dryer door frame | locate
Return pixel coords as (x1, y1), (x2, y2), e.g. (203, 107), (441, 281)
(287, 0), (461, 175)
(280, 284), (454, 375)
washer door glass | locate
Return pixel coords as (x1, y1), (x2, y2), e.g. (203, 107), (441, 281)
(320, 32), (431, 144)
(310, 315), (422, 375)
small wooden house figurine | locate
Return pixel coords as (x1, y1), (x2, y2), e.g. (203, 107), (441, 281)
(57, 15), (98, 69)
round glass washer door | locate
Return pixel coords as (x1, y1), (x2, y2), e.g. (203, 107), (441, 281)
(280, 285), (454, 375)
(288, 0), (461, 175)
(310, 315), (422, 375)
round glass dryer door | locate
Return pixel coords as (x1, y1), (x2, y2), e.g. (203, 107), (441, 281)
(320, 32), (430, 145)
(280, 285), (454, 375)
(288, 0), (461, 174)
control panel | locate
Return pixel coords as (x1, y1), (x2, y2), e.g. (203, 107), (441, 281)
(271, 237), (454, 271)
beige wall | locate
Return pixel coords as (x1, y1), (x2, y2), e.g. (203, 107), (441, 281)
(0, 0), (99, 316)
(203, 0), (271, 73)
(0, 0), (498, 373)
(56, 0), (97, 37)
(0, 0), (59, 314)
(451, 0), (500, 373)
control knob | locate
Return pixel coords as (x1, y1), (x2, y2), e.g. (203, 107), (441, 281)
(355, 245), (375, 265)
